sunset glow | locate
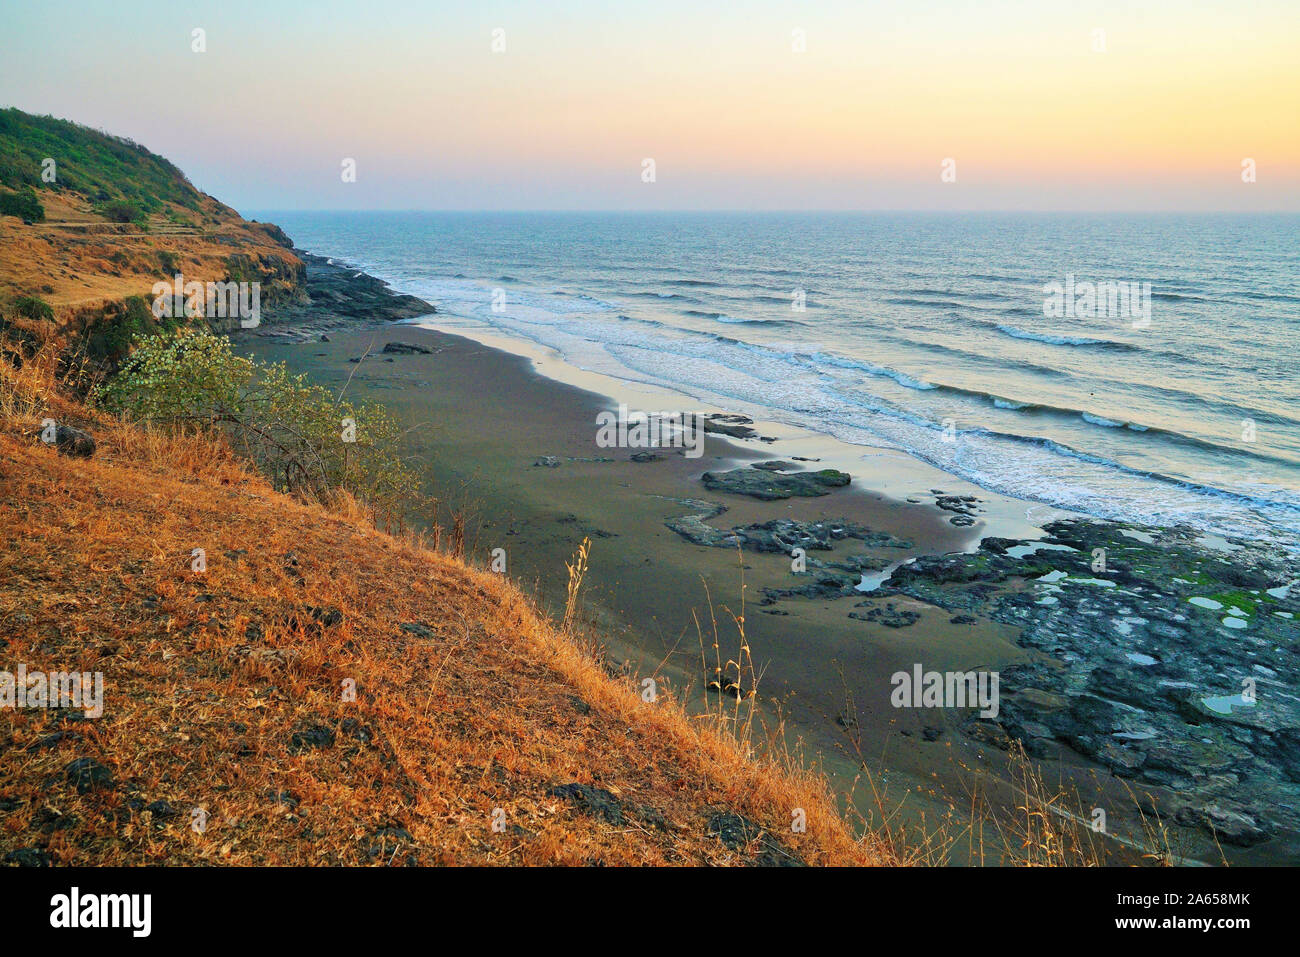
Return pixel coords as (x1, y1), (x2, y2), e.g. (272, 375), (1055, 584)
(3, 0), (1296, 210)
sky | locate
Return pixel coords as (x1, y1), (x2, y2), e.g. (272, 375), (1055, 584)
(1, 0), (1297, 212)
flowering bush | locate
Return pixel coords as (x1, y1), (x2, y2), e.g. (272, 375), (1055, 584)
(95, 327), (250, 423)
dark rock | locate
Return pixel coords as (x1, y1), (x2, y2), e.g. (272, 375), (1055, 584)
(702, 415), (756, 439)
(361, 826), (415, 862)
(340, 717), (375, 746)
(285, 605), (342, 631)
(51, 424), (95, 457)
(935, 494), (981, 516)
(312, 605), (343, 627)
(64, 758), (114, 794)
(754, 842), (804, 867)
(706, 810), (803, 866)
(849, 601), (921, 628)
(763, 572), (860, 602)
(1193, 805), (1269, 847)
(667, 510), (905, 560)
(27, 731), (74, 751)
(706, 678), (753, 700)
(251, 251), (433, 331)
(929, 517), (1300, 845)
(289, 725), (336, 753)
(663, 500), (738, 548)
(381, 341), (433, 355)
(707, 810), (761, 850)
(701, 466), (851, 500)
(979, 538), (1020, 555)
(3, 848), (50, 867)
(549, 782), (624, 824)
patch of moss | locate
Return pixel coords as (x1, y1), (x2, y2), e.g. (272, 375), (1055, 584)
(1208, 590), (1275, 615)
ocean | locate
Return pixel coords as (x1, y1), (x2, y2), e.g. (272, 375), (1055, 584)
(253, 211), (1300, 552)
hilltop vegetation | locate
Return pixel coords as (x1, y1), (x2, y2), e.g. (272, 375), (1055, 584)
(0, 108), (215, 225)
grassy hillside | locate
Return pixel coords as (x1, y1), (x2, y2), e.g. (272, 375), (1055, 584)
(0, 344), (887, 866)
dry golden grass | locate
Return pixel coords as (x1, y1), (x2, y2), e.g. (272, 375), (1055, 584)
(0, 189), (300, 311)
(0, 347), (891, 866)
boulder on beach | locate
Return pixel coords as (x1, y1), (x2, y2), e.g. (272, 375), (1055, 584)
(381, 341), (434, 355)
(701, 466), (851, 500)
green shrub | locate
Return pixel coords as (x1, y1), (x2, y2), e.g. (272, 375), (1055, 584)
(0, 108), (203, 211)
(84, 296), (159, 366)
(95, 199), (145, 224)
(0, 188), (44, 222)
(12, 295), (54, 322)
(95, 329), (418, 513)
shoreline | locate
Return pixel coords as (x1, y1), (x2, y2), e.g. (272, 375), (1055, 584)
(280, 233), (1300, 558)
(239, 249), (1300, 865)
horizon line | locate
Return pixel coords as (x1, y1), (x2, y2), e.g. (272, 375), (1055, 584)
(239, 207), (1300, 216)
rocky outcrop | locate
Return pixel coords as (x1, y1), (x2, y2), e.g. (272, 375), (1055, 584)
(248, 252), (434, 338)
(666, 507), (910, 556)
(381, 341), (435, 355)
(701, 465), (851, 500)
(888, 518), (1300, 849)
